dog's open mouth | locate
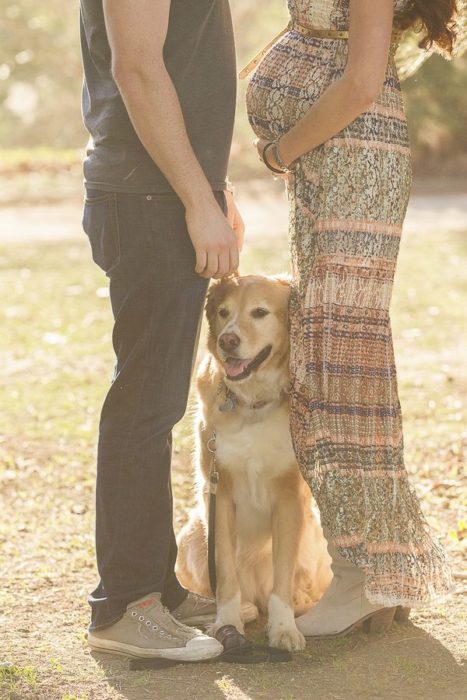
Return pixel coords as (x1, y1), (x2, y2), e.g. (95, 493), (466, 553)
(222, 345), (272, 381)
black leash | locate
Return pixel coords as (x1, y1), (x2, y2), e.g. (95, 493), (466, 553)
(129, 429), (293, 671)
(206, 386), (277, 595)
(214, 625), (292, 663)
(129, 626), (292, 669)
(207, 431), (219, 596)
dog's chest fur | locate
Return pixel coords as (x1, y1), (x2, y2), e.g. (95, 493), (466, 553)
(215, 401), (296, 519)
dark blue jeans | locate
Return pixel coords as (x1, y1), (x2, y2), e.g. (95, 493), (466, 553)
(83, 188), (225, 630)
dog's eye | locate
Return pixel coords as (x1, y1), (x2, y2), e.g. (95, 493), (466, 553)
(251, 307), (270, 319)
(218, 308), (229, 318)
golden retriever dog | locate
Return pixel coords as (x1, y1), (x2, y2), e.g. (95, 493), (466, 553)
(176, 275), (331, 651)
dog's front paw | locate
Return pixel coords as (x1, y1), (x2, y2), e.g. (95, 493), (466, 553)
(268, 623), (306, 651)
(267, 593), (306, 651)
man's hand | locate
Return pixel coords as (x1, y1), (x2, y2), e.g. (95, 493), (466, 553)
(185, 199), (239, 279)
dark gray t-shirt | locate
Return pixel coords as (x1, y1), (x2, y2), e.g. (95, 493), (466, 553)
(80, 0), (236, 193)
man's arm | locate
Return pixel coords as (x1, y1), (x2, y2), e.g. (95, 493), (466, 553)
(103, 0), (240, 278)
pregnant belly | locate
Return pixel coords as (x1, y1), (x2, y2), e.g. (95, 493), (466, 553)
(246, 31), (340, 141)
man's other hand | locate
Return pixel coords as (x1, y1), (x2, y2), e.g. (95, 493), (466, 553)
(224, 190), (245, 255)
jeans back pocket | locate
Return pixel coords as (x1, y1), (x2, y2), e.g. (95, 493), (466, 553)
(82, 191), (120, 275)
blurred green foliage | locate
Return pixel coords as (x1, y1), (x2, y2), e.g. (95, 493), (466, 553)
(0, 0), (465, 174)
(0, 1), (83, 148)
(404, 54), (467, 172)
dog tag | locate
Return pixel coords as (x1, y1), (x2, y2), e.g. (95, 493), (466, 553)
(219, 396), (236, 412)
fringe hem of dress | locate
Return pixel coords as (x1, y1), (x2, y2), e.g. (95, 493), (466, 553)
(364, 584), (455, 609)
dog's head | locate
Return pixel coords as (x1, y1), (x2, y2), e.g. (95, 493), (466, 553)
(205, 274), (291, 385)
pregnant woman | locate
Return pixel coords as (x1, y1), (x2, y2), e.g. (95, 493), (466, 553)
(246, 0), (456, 637)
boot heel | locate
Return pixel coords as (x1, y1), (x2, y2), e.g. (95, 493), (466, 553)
(394, 606), (411, 623)
(362, 608), (395, 634)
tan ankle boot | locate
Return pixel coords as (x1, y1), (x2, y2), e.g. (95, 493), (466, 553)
(295, 532), (397, 639)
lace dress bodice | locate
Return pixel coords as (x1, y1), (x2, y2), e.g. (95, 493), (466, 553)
(287, 0), (411, 30)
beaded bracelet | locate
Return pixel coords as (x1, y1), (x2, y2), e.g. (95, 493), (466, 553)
(275, 139), (298, 173)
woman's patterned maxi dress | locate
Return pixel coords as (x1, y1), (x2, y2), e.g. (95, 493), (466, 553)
(246, 0), (452, 606)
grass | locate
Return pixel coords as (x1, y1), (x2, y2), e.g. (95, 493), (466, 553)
(0, 191), (466, 699)
(0, 663), (37, 700)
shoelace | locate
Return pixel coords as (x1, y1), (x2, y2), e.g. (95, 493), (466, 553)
(190, 593), (214, 609)
(172, 592), (215, 620)
(159, 604), (201, 638)
(129, 602), (198, 640)
(129, 609), (181, 641)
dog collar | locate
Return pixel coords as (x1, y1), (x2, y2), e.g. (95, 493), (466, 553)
(218, 382), (286, 413)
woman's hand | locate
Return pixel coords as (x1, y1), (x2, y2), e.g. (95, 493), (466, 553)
(277, 0), (394, 159)
(254, 138), (290, 181)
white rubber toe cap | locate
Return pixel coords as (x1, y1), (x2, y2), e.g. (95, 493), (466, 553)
(183, 635), (223, 660)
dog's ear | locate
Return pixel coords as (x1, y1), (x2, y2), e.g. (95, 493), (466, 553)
(205, 274), (240, 327)
(271, 274), (292, 304)
(205, 273), (240, 313)
(271, 273), (292, 288)
(205, 279), (226, 327)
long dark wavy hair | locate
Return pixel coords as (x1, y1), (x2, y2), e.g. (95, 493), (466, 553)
(397, 0), (458, 55)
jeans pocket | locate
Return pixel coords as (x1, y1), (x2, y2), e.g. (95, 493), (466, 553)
(82, 191), (120, 275)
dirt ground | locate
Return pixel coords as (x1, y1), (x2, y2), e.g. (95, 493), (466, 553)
(0, 182), (466, 700)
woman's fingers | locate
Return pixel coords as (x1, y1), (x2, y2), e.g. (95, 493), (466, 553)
(254, 138), (264, 161)
(254, 137), (270, 162)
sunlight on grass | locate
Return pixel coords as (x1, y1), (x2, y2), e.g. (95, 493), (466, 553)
(215, 675), (254, 700)
(1, 225), (465, 475)
(0, 663), (37, 700)
(1, 221), (465, 568)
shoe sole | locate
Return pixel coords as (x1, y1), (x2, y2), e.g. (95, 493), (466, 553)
(88, 635), (223, 661)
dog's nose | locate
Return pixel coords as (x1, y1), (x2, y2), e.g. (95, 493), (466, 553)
(219, 333), (240, 351)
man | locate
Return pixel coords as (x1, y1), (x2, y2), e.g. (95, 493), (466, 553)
(80, 0), (244, 662)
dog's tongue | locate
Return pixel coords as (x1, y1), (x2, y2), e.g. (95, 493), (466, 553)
(224, 357), (251, 377)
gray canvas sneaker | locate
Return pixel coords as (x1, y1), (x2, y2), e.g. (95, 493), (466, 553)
(172, 592), (259, 627)
(87, 593), (223, 661)
(171, 592), (217, 626)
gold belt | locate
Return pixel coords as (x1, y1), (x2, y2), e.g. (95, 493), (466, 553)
(239, 21), (402, 80)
